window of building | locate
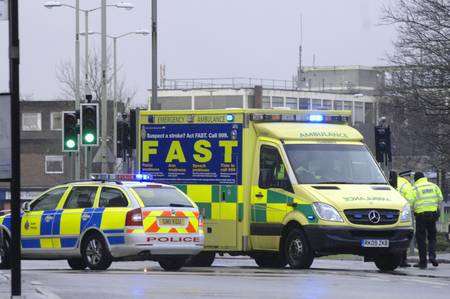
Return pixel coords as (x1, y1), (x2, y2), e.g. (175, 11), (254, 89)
(262, 97), (270, 108)
(343, 101), (353, 111)
(286, 98), (298, 109)
(31, 187), (67, 211)
(354, 101), (364, 123)
(45, 156), (64, 174)
(50, 112), (62, 130)
(365, 102), (375, 124)
(299, 98), (310, 110)
(99, 188), (129, 208)
(312, 99), (322, 110)
(322, 100), (332, 110)
(22, 113), (41, 131)
(272, 97), (284, 108)
(259, 145), (293, 193)
(63, 186), (98, 209)
(334, 100), (343, 110)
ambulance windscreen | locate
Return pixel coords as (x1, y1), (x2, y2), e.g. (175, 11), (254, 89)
(132, 187), (193, 208)
(284, 144), (386, 185)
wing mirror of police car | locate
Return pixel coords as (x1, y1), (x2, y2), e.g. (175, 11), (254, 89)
(22, 201), (31, 213)
(389, 171), (398, 189)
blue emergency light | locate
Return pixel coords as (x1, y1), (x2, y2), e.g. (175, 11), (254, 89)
(226, 114), (235, 122)
(135, 173), (152, 181)
(309, 114), (324, 122)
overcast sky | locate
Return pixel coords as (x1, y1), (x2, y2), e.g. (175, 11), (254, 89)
(0, 0), (396, 106)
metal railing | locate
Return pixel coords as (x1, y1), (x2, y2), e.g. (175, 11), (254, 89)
(160, 77), (298, 90)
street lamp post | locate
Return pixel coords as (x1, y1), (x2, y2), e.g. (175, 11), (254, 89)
(81, 30), (150, 165)
(44, 0), (134, 177)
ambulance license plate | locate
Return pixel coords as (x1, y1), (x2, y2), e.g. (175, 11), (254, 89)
(158, 217), (186, 226)
(361, 239), (389, 248)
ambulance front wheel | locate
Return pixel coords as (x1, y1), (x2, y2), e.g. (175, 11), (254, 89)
(81, 233), (113, 270)
(374, 253), (401, 272)
(284, 228), (314, 269)
(158, 257), (187, 271)
(67, 258), (87, 270)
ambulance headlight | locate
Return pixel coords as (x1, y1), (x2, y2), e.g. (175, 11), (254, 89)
(400, 204), (412, 222)
(312, 202), (343, 222)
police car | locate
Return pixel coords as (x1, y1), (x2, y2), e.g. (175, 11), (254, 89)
(0, 174), (204, 271)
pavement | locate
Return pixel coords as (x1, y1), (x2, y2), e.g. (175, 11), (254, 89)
(1, 256), (450, 299)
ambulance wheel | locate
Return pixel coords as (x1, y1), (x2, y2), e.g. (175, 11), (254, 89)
(158, 257), (187, 271)
(67, 258), (87, 270)
(285, 228), (314, 269)
(254, 253), (287, 268)
(186, 251), (215, 267)
(374, 253), (401, 272)
(81, 233), (112, 271)
(0, 232), (10, 270)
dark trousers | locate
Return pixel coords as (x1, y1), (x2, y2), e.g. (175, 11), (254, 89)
(415, 212), (438, 264)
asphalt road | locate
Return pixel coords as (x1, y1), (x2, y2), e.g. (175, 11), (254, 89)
(1, 257), (450, 299)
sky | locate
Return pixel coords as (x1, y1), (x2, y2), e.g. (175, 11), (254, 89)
(0, 0), (397, 106)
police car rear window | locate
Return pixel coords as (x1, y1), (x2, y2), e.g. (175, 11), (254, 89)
(132, 187), (193, 208)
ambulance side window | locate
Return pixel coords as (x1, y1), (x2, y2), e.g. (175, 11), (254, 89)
(31, 187), (67, 211)
(99, 188), (129, 208)
(259, 145), (293, 193)
(63, 187), (97, 209)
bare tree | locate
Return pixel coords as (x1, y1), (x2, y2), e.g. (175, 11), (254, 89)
(381, 0), (450, 173)
(56, 48), (136, 107)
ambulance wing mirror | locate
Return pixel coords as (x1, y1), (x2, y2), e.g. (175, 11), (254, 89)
(389, 171), (397, 189)
(22, 201), (31, 213)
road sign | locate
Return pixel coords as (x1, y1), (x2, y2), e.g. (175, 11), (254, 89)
(0, 93), (11, 180)
(0, 0), (7, 20)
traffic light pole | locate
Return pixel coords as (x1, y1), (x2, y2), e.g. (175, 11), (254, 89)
(8, 0), (21, 296)
(74, 0), (81, 180)
(100, 0), (108, 173)
(151, 0), (157, 110)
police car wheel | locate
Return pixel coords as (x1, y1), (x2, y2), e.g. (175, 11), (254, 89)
(285, 228), (314, 269)
(67, 258), (87, 270)
(158, 257), (187, 271)
(0, 232), (11, 270)
(374, 253), (401, 272)
(254, 253), (287, 268)
(186, 251), (215, 267)
(81, 234), (112, 270)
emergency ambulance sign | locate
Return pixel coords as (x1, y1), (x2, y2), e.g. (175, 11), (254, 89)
(141, 123), (242, 185)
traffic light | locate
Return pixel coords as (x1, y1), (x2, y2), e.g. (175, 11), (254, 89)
(62, 111), (79, 152)
(374, 125), (391, 163)
(80, 103), (99, 146)
(117, 117), (130, 158)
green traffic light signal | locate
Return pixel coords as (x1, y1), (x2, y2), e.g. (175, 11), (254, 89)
(62, 111), (79, 152)
(81, 103), (99, 146)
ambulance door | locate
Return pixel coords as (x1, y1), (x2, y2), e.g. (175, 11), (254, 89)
(21, 187), (68, 254)
(250, 142), (293, 250)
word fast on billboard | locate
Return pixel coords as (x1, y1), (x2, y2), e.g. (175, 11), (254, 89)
(141, 123), (242, 185)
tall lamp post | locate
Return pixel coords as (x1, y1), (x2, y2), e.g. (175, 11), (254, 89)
(43, 1), (133, 178)
(81, 30), (150, 164)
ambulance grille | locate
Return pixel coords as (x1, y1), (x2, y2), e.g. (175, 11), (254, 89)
(344, 209), (399, 225)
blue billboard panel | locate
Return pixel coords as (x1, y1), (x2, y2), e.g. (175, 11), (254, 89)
(141, 123), (242, 185)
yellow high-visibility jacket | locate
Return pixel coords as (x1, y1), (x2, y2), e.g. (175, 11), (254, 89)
(411, 177), (443, 214)
(397, 176), (414, 203)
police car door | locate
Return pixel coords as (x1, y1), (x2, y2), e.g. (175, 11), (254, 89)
(59, 186), (99, 249)
(21, 187), (68, 255)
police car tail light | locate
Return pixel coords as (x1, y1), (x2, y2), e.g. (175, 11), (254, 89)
(198, 214), (204, 228)
(126, 208), (143, 226)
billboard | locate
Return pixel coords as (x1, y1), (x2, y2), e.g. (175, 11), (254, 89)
(0, 93), (11, 180)
(140, 123), (242, 185)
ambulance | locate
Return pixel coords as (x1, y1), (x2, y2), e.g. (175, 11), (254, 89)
(138, 109), (413, 271)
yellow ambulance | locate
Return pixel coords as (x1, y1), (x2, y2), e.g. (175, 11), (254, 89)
(138, 109), (413, 271)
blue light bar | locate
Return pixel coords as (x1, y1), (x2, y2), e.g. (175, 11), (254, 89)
(309, 114), (324, 122)
(226, 114), (235, 122)
(135, 173), (152, 181)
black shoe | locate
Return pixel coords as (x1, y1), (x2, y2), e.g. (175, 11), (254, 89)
(413, 263), (427, 269)
(430, 259), (439, 267)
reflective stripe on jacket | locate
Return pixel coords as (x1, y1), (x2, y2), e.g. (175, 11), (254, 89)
(411, 177), (443, 214)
